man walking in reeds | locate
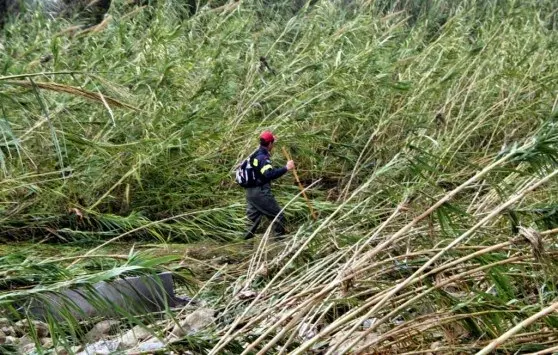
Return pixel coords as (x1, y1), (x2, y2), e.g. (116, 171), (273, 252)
(242, 131), (295, 240)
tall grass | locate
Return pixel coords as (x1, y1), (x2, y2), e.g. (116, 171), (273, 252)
(1, 0), (558, 353)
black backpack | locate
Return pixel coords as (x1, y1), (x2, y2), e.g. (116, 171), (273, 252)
(235, 154), (259, 188)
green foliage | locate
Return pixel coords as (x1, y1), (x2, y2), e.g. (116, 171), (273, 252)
(1, 0), (558, 353)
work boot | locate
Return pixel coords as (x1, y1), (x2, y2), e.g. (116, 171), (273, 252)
(244, 231), (256, 240)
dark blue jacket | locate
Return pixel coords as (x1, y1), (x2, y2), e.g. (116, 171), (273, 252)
(250, 146), (287, 186)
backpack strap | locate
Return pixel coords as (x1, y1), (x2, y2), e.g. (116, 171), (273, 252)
(248, 149), (261, 167)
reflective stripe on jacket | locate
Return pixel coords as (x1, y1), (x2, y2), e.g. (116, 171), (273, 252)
(251, 146), (287, 185)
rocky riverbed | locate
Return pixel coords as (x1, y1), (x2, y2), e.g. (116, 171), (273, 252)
(0, 307), (215, 354)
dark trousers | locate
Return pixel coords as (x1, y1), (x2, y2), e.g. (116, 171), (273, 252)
(244, 184), (286, 239)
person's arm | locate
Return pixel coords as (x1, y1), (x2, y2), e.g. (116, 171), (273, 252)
(260, 157), (287, 180)
(253, 155), (293, 180)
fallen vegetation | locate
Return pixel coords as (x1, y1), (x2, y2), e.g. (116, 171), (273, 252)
(1, 0), (558, 353)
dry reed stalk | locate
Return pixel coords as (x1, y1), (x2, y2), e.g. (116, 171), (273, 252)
(281, 146), (317, 220)
(349, 240), (536, 307)
(228, 252), (340, 333)
(348, 152), (517, 275)
(121, 5), (147, 20)
(232, 213), (520, 354)
(77, 15), (113, 35)
(55, 25), (84, 36)
(37, 254), (129, 263)
(476, 301), (558, 355)
(541, 227), (558, 235)
(526, 344), (558, 355)
(376, 310), (523, 352)
(329, 170), (558, 354)
(210, 162), (393, 354)
(256, 301), (316, 355)
(210, 1), (240, 14)
(220, 252), (345, 338)
(3, 80), (139, 110)
(272, 162), (543, 354)
(353, 253), (541, 352)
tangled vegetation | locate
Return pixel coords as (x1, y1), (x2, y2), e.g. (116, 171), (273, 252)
(1, 0), (558, 353)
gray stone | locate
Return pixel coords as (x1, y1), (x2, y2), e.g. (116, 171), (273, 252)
(35, 321), (49, 338)
(5, 335), (17, 344)
(85, 320), (120, 342)
(298, 322), (317, 341)
(1, 326), (14, 336)
(27, 272), (188, 321)
(14, 320), (25, 336)
(0, 329), (5, 344)
(15, 320), (49, 338)
(182, 308), (215, 332)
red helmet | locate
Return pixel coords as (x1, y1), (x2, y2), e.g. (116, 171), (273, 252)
(259, 130), (275, 144)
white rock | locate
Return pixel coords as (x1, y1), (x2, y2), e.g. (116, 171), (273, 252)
(0, 318), (10, 328)
(22, 343), (37, 354)
(298, 322), (317, 341)
(20, 335), (34, 347)
(137, 339), (165, 352)
(168, 308), (215, 339)
(362, 318), (377, 329)
(430, 341), (442, 349)
(237, 290), (257, 300)
(41, 337), (53, 348)
(85, 320), (120, 342)
(184, 308), (215, 332)
(426, 341), (443, 355)
(71, 345), (84, 353)
(79, 339), (120, 355)
(1, 326), (14, 336)
(120, 325), (151, 348)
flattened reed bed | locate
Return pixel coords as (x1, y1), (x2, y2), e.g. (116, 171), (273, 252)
(1, 0), (558, 353)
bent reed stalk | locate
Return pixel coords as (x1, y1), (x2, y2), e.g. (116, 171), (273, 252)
(2, 0), (558, 354)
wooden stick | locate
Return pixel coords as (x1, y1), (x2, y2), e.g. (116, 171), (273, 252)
(282, 146), (318, 220)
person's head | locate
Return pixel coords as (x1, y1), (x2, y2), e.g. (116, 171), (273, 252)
(259, 130), (275, 151)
